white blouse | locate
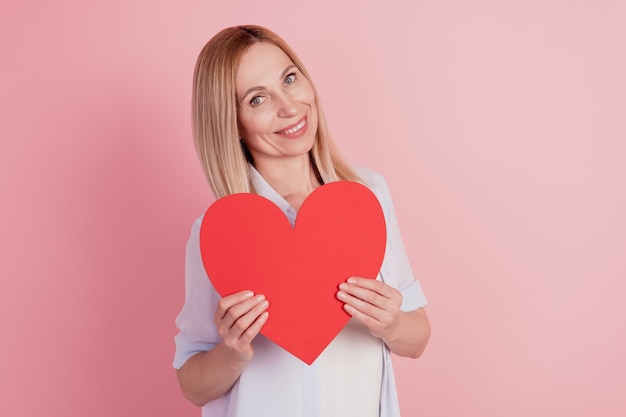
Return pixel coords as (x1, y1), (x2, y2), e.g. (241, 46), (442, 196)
(318, 318), (383, 417)
(173, 165), (427, 417)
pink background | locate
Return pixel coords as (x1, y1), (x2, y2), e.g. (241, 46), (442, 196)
(1, 1), (625, 416)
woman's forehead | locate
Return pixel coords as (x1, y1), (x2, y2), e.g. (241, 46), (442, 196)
(236, 43), (294, 87)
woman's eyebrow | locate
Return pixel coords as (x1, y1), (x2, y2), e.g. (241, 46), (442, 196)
(240, 86), (264, 103)
(280, 64), (297, 80)
(240, 64), (298, 103)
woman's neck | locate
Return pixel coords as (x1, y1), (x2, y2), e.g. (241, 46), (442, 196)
(254, 154), (320, 212)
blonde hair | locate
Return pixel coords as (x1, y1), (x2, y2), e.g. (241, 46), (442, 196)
(192, 25), (361, 199)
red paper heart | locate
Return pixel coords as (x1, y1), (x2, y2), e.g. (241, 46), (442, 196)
(199, 181), (386, 364)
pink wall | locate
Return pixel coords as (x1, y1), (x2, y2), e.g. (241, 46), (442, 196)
(2, 1), (625, 416)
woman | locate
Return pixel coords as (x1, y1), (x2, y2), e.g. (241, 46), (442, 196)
(174, 25), (431, 417)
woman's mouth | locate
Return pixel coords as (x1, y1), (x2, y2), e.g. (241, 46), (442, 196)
(275, 116), (307, 137)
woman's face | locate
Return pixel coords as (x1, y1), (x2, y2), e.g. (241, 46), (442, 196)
(236, 42), (318, 166)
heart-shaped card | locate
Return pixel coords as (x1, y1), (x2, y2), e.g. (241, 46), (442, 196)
(199, 181), (386, 364)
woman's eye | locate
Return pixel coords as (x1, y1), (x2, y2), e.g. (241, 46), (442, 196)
(250, 96), (265, 106)
(285, 73), (296, 85)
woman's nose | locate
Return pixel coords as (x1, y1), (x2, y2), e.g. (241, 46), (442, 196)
(276, 92), (298, 118)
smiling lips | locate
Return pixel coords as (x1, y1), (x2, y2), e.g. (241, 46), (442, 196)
(275, 116), (307, 138)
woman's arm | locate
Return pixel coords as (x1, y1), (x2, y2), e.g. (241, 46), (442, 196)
(337, 277), (431, 358)
(176, 291), (269, 407)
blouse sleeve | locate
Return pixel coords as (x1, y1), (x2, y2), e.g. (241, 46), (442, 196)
(173, 216), (222, 369)
(359, 168), (428, 312)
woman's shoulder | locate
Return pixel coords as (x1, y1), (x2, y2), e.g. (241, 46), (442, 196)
(352, 165), (383, 182)
(186, 213), (207, 243)
(191, 213), (205, 231)
(351, 166), (390, 199)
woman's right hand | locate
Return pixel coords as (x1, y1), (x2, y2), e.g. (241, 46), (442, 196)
(214, 290), (269, 368)
(177, 291), (269, 406)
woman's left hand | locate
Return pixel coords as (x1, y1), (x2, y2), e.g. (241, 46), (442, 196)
(337, 277), (431, 358)
(336, 277), (403, 342)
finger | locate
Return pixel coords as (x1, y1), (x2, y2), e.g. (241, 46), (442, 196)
(225, 298), (269, 344)
(219, 294), (267, 329)
(342, 302), (380, 328)
(216, 290), (255, 319)
(216, 291), (259, 324)
(229, 296), (269, 332)
(345, 277), (398, 298)
(238, 311), (269, 346)
(338, 283), (397, 311)
(337, 289), (387, 322)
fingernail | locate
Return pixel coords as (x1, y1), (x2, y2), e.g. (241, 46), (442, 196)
(337, 291), (346, 300)
(339, 283), (348, 291)
(256, 294), (266, 301)
(347, 277), (356, 284)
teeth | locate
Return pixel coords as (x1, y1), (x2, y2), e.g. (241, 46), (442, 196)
(279, 119), (305, 134)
